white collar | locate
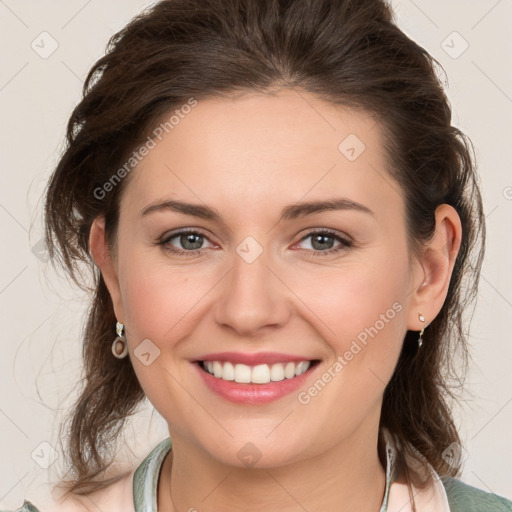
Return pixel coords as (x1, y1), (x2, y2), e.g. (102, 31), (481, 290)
(382, 429), (451, 512)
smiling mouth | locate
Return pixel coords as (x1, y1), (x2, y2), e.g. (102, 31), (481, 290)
(197, 360), (320, 385)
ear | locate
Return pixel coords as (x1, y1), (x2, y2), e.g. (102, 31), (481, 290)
(89, 216), (125, 324)
(407, 204), (462, 330)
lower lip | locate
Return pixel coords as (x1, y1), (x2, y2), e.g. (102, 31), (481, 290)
(194, 362), (318, 405)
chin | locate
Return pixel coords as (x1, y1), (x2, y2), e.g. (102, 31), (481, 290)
(197, 430), (307, 469)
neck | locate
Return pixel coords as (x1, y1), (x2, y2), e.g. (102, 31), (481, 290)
(158, 422), (387, 512)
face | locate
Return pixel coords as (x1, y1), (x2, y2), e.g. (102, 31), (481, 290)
(101, 88), (425, 467)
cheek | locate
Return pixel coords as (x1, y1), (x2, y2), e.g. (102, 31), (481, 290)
(116, 230), (209, 322)
(304, 261), (406, 344)
(297, 252), (409, 401)
(295, 264), (407, 425)
(120, 261), (206, 341)
(116, 251), (207, 415)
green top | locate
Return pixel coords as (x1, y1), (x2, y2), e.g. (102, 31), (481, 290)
(3, 436), (511, 511)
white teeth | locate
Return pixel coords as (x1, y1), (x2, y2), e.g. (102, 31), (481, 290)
(295, 361), (309, 376)
(223, 362), (235, 381)
(202, 360), (312, 384)
(251, 364), (270, 384)
(234, 364), (252, 383)
(284, 362), (296, 379)
(213, 361), (223, 378)
(270, 363), (285, 381)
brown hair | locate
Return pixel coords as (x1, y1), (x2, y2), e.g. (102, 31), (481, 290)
(44, 0), (485, 502)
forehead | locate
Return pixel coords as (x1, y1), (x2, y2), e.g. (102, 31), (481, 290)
(122, 88), (403, 224)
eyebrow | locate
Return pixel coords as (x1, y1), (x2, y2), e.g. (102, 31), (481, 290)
(140, 197), (375, 222)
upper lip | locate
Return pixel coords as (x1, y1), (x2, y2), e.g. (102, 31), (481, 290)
(193, 352), (318, 366)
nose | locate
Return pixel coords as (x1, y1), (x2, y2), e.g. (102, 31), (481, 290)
(213, 244), (292, 337)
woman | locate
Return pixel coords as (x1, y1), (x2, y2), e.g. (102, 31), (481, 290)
(4, 0), (511, 510)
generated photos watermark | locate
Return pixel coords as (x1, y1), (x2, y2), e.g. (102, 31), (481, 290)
(297, 301), (403, 405)
(93, 97), (198, 200)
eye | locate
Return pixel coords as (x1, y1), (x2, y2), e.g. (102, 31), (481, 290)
(156, 228), (353, 258)
(294, 229), (353, 256)
(157, 229), (216, 256)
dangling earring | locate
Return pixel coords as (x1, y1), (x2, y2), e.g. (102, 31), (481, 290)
(418, 313), (426, 348)
(112, 321), (129, 358)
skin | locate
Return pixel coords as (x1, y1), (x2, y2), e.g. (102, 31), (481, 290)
(89, 87), (462, 512)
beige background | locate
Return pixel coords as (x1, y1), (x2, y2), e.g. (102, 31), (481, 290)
(1, 0), (511, 508)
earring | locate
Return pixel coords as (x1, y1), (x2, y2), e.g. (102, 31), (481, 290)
(112, 321), (129, 358)
(418, 313), (426, 348)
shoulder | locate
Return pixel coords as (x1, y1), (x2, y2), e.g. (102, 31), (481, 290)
(0, 501), (43, 512)
(441, 476), (512, 511)
(0, 493), (101, 512)
(0, 470), (136, 512)
(0, 496), (92, 512)
(0, 437), (171, 512)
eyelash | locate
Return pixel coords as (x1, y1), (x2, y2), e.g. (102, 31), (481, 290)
(156, 228), (353, 258)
